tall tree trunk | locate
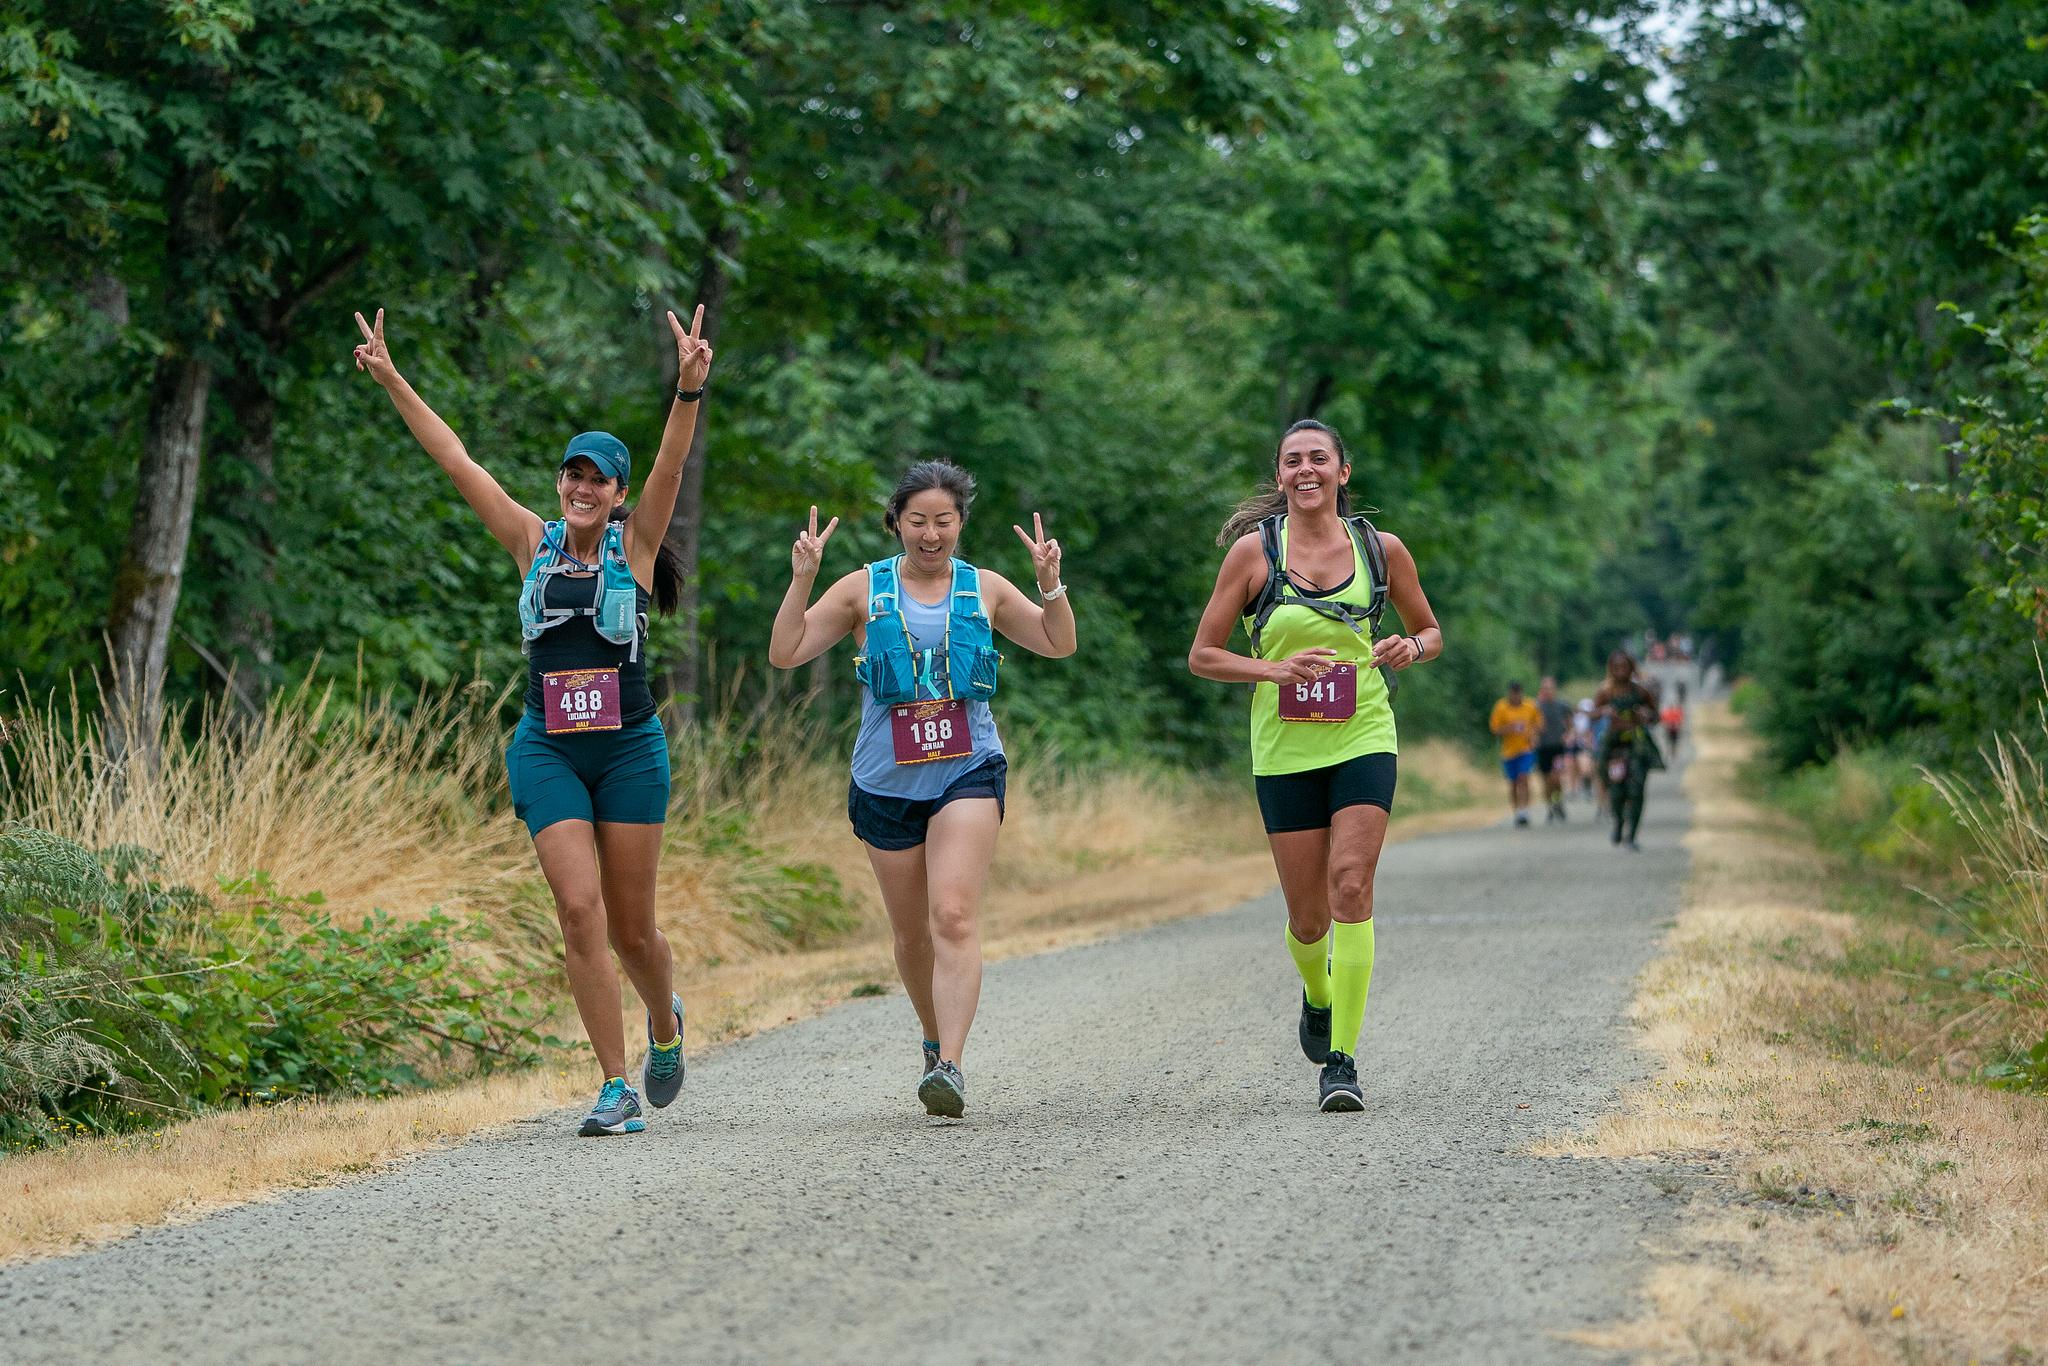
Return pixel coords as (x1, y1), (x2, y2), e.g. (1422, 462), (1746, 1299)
(220, 375), (279, 715)
(663, 143), (750, 727)
(106, 356), (213, 764)
(106, 165), (222, 765)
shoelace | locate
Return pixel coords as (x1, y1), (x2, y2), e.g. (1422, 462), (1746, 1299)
(595, 1077), (628, 1112)
(648, 1038), (681, 1080)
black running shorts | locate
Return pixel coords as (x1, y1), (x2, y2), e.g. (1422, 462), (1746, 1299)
(1254, 752), (1398, 835)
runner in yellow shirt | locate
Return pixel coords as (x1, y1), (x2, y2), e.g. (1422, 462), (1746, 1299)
(1489, 682), (1544, 828)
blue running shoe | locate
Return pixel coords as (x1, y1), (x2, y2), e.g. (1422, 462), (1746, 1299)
(921, 1039), (940, 1079)
(643, 992), (685, 1109)
(918, 1060), (966, 1118)
(578, 1076), (646, 1136)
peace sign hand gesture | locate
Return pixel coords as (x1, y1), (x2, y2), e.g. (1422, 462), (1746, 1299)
(352, 308), (397, 388)
(670, 304), (714, 392)
(792, 505), (838, 581)
(1012, 513), (1062, 593)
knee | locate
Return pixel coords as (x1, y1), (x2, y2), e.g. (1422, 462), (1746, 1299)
(608, 918), (660, 962)
(557, 897), (608, 955)
(928, 898), (977, 945)
(1328, 860), (1376, 912)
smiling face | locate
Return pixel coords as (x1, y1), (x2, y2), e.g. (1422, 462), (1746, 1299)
(1276, 427), (1350, 515)
(895, 488), (965, 571)
(556, 458), (626, 539)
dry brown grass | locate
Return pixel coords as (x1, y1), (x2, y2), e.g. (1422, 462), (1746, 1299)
(0, 719), (1494, 1266)
(1534, 701), (2048, 1362)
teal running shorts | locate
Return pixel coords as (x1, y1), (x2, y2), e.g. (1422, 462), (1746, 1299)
(505, 713), (670, 837)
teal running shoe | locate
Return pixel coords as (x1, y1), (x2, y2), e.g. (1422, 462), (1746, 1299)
(578, 1076), (646, 1136)
(918, 1060), (966, 1118)
(643, 992), (685, 1109)
(921, 1039), (940, 1079)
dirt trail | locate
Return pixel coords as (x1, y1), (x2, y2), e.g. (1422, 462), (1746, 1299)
(0, 709), (1701, 1364)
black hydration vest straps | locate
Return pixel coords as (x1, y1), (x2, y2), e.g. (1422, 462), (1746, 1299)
(1246, 513), (1397, 701)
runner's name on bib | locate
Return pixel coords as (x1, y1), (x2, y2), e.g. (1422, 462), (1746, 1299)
(543, 668), (622, 734)
(1277, 662), (1357, 723)
(891, 699), (972, 765)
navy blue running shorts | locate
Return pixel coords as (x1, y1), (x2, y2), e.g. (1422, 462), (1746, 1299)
(848, 756), (1007, 851)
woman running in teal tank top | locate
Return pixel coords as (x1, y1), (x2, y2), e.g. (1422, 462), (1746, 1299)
(768, 462), (1078, 1118)
(352, 303), (714, 1138)
(1189, 420), (1442, 1112)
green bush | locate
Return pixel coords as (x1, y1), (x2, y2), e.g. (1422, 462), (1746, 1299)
(1, 825), (558, 1149)
(1744, 423), (1968, 768)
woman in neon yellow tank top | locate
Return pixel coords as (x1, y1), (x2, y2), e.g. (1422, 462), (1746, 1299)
(1189, 420), (1441, 1112)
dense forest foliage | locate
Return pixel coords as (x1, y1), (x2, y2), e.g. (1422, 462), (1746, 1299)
(2, 0), (2043, 772)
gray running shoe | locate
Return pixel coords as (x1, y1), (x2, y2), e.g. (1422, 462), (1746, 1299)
(918, 1060), (966, 1118)
(1298, 993), (1332, 1065)
(642, 992), (685, 1109)
(578, 1076), (646, 1136)
(1318, 1052), (1364, 1113)
(922, 1039), (941, 1079)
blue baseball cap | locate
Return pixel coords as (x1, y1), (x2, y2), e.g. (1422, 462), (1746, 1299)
(559, 431), (630, 485)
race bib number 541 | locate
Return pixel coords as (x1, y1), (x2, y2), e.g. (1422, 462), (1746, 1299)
(1277, 662), (1358, 723)
(891, 699), (972, 764)
(543, 668), (622, 734)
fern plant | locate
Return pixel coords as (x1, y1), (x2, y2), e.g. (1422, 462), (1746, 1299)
(0, 824), (196, 1145)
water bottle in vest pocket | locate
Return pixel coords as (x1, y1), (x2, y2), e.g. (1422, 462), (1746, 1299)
(856, 610), (919, 705)
(947, 562), (1000, 700)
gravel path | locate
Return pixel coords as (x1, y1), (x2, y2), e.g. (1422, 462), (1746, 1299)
(0, 714), (1696, 1365)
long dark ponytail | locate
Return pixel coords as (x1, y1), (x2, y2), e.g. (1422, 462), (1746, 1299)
(610, 503), (684, 615)
(1217, 419), (1353, 545)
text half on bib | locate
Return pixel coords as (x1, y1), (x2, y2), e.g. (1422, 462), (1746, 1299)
(1247, 525), (1398, 777)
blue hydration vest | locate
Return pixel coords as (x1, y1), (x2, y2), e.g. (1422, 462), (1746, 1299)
(518, 520), (645, 661)
(854, 556), (1000, 704)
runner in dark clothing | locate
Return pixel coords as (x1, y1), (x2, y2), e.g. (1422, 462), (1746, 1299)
(1534, 677), (1572, 824)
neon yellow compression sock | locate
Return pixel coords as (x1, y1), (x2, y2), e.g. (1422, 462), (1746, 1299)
(1330, 918), (1376, 1057)
(1285, 926), (1333, 1008)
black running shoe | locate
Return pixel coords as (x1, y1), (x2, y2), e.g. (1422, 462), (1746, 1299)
(1319, 1052), (1364, 1112)
(1298, 993), (1332, 1064)
(918, 1060), (966, 1118)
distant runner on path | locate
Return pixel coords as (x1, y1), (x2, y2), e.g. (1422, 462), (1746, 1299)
(768, 462), (1076, 1118)
(1190, 419), (1441, 1113)
(1595, 650), (1663, 852)
(1534, 676), (1573, 824)
(352, 304), (712, 1138)
(1489, 682), (1543, 827)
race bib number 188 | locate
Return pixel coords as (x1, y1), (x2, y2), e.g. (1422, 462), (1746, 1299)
(543, 668), (622, 734)
(891, 699), (972, 764)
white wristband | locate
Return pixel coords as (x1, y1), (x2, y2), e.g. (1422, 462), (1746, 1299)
(1039, 582), (1068, 601)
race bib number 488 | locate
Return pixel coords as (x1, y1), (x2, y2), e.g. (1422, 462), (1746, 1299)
(543, 668), (622, 734)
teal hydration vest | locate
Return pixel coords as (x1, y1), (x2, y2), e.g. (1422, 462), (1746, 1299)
(853, 556), (1000, 704)
(518, 520), (645, 661)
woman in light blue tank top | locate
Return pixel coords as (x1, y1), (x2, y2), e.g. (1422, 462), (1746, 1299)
(768, 462), (1078, 1118)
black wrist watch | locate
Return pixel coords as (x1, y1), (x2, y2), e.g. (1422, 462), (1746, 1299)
(675, 383), (706, 403)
